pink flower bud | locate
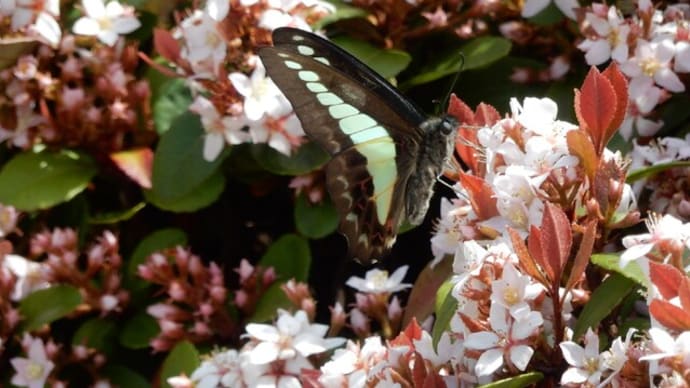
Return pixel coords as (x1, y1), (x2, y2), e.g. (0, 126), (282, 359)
(169, 281), (186, 301)
(234, 289), (248, 307)
(235, 259), (254, 282)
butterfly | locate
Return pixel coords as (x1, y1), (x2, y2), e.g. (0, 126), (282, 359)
(258, 27), (457, 264)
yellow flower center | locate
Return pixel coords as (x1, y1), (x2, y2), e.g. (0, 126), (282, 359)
(640, 58), (660, 77)
(25, 361), (44, 380)
(503, 286), (520, 305)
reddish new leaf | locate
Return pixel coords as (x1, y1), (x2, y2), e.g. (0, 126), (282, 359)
(528, 225), (554, 283)
(650, 299), (690, 331)
(422, 371), (447, 388)
(566, 129), (598, 182)
(565, 220), (597, 294)
(153, 28), (181, 63)
(474, 103), (501, 126)
(540, 203), (573, 282)
(602, 63), (629, 144)
(679, 277), (690, 312)
(110, 148), (154, 189)
(447, 94), (475, 124)
(649, 261), (684, 300)
(509, 227), (549, 287)
(412, 352), (428, 388)
(575, 67), (617, 154)
(458, 172), (499, 219)
(391, 318), (422, 348)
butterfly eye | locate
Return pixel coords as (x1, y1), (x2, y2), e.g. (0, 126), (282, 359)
(440, 116), (457, 135)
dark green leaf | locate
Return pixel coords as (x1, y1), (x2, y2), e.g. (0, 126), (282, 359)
(627, 161), (690, 183)
(251, 142), (328, 176)
(250, 281), (292, 323)
(19, 285), (82, 331)
(103, 365), (150, 388)
(119, 312), (160, 349)
(312, 1), (368, 29)
(150, 111), (227, 201)
(591, 254), (647, 286)
(146, 169), (225, 212)
(478, 372), (544, 387)
(401, 37), (511, 88)
(160, 341), (199, 388)
(294, 193), (338, 239)
(330, 35), (411, 79)
(73, 318), (117, 354)
(431, 280), (457, 349)
(0, 150), (97, 211)
(526, 1), (566, 25)
(259, 234), (311, 281)
(152, 78), (193, 134)
(573, 273), (635, 340)
(89, 202), (147, 224)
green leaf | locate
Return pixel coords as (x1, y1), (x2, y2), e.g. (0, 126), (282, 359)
(103, 365), (150, 388)
(0, 150), (97, 211)
(152, 78), (193, 134)
(89, 202), (147, 224)
(626, 161), (690, 183)
(250, 281), (292, 323)
(294, 193), (338, 239)
(146, 170), (225, 212)
(526, 1), (566, 25)
(573, 273), (635, 340)
(160, 341), (200, 388)
(119, 312), (160, 349)
(150, 111), (227, 201)
(330, 35), (411, 79)
(478, 372), (544, 388)
(251, 142), (328, 176)
(401, 37), (511, 88)
(312, 1), (368, 29)
(73, 318), (117, 354)
(19, 285), (82, 331)
(431, 280), (457, 349)
(259, 234), (311, 281)
(128, 228), (188, 278)
(591, 253), (647, 286)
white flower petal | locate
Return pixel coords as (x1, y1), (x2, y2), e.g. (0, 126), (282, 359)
(509, 344), (534, 371)
(474, 348), (504, 376)
(521, 0), (549, 17)
(72, 17), (100, 36)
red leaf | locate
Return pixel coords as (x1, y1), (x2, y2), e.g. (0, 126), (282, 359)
(566, 129), (598, 182)
(539, 203), (573, 282)
(509, 227), (549, 287)
(110, 148), (154, 189)
(565, 220), (597, 293)
(412, 352), (428, 387)
(575, 67), (617, 154)
(602, 63), (628, 144)
(447, 94), (475, 124)
(679, 277), (690, 312)
(458, 172), (498, 219)
(154, 28), (181, 63)
(528, 225), (554, 283)
(649, 261), (684, 300)
(474, 103), (501, 126)
(650, 299), (690, 331)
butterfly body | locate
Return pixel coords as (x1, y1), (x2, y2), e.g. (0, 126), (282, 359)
(259, 28), (457, 263)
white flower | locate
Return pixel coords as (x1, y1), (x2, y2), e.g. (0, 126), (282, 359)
(578, 6), (630, 65)
(620, 214), (690, 267)
(675, 41), (690, 73)
(464, 303), (543, 377)
(1, 254), (49, 301)
(413, 331), (462, 368)
(521, 0), (578, 20)
(178, 10), (226, 77)
(320, 337), (387, 388)
(189, 96), (252, 161)
(245, 309), (345, 365)
(491, 262), (540, 318)
(205, 0), (229, 21)
(345, 265), (411, 294)
(229, 59), (292, 121)
(249, 113), (304, 156)
(559, 328), (607, 386)
(72, 0), (141, 46)
(621, 39), (685, 93)
(190, 349), (260, 388)
(10, 335), (55, 388)
(640, 328), (690, 365)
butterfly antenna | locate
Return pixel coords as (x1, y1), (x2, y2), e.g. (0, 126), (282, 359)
(435, 53), (466, 115)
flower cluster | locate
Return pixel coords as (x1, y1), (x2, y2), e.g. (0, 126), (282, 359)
(578, 1), (690, 139)
(153, 0), (333, 161)
(629, 134), (690, 222)
(0, 0), (150, 153)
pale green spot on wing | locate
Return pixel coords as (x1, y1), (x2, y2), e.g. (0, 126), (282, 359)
(329, 104), (359, 119)
(356, 139), (397, 223)
(350, 126), (388, 144)
(298, 70), (319, 82)
(298, 45), (315, 56)
(284, 60), (302, 69)
(306, 82), (327, 93)
(317, 92), (343, 106)
(314, 57), (330, 65)
(339, 114), (377, 134)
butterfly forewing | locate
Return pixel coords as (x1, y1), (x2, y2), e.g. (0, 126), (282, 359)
(259, 39), (425, 263)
